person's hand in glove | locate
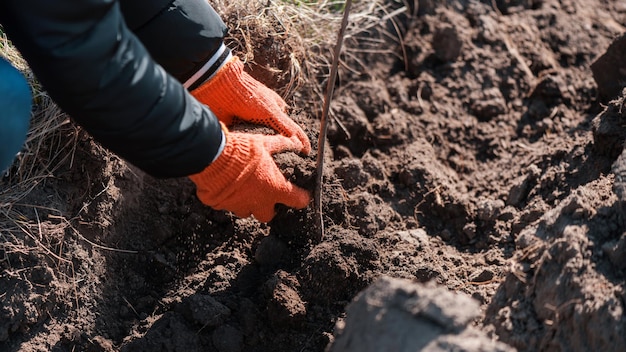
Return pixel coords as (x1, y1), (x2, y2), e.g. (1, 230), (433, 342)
(191, 56), (311, 155)
(188, 123), (310, 222)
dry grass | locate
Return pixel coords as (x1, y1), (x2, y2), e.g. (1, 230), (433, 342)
(1, 32), (79, 267)
(1, 34), (81, 316)
(211, 0), (406, 113)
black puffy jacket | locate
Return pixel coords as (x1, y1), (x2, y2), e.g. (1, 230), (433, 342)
(0, 0), (229, 178)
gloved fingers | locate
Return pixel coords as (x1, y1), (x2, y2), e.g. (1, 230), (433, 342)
(252, 184), (310, 223)
(236, 81), (311, 155)
(266, 162), (311, 210)
(265, 114), (312, 155)
(258, 133), (305, 155)
(252, 206), (276, 223)
(250, 150), (311, 222)
(191, 55), (311, 154)
(247, 117), (311, 155)
(275, 182), (311, 210)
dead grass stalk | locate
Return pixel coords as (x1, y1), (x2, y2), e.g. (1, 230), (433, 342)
(210, 0), (405, 111)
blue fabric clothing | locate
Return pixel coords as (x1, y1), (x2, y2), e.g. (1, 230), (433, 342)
(0, 57), (32, 173)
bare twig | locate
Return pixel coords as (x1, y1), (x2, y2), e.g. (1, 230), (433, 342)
(313, 0), (352, 242)
(122, 295), (140, 318)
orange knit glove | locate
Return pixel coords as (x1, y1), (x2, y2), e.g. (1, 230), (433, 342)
(191, 56), (311, 155)
(189, 124), (310, 222)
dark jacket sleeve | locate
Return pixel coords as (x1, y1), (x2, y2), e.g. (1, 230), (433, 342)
(0, 0), (224, 178)
(119, 0), (229, 84)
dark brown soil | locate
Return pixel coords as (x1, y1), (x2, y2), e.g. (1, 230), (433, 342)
(3, 0), (626, 351)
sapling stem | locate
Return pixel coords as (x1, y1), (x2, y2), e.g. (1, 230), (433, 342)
(313, 0), (352, 242)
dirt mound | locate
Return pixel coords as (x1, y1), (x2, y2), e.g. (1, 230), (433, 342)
(329, 276), (514, 352)
(3, 0), (626, 351)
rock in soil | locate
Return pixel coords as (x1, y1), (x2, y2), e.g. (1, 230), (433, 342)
(328, 276), (515, 352)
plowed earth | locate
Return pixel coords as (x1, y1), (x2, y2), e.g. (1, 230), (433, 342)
(3, 0), (626, 351)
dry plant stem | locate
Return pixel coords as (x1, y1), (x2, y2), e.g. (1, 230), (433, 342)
(314, 0), (352, 242)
